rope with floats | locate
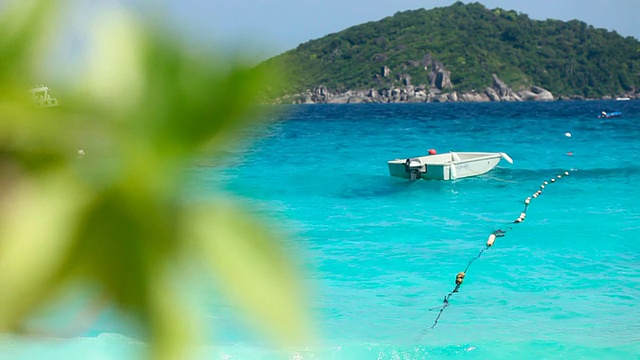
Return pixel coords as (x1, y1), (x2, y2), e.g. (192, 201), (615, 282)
(416, 169), (572, 340)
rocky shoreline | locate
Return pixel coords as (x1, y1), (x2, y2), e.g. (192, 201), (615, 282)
(272, 71), (638, 104)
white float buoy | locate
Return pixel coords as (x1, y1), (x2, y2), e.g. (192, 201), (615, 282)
(487, 234), (496, 247)
(565, 132), (572, 137)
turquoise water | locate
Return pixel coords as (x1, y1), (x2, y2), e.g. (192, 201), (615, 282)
(2, 101), (640, 359)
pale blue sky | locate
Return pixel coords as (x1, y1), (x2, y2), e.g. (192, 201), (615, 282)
(161, 0), (640, 58)
(44, 0), (640, 82)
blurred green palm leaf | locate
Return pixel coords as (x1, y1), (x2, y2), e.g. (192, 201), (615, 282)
(0, 1), (310, 358)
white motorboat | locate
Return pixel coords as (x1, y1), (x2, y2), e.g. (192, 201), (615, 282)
(387, 151), (513, 181)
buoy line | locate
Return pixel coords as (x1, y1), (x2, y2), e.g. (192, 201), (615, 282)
(416, 169), (572, 340)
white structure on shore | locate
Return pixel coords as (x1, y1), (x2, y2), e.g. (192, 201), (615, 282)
(30, 84), (59, 107)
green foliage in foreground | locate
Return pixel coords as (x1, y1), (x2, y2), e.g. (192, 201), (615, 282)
(264, 1), (640, 98)
(0, 1), (310, 359)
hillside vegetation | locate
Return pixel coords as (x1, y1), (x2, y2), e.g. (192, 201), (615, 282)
(263, 1), (640, 101)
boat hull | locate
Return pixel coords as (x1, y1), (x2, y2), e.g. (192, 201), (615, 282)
(598, 111), (622, 118)
(387, 152), (507, 180)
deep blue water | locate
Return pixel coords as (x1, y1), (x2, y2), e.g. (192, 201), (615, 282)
(2, 100), (640, 359)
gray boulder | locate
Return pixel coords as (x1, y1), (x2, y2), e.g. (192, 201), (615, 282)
(485, 87), (501, 101)
(518, 86), (554, 101)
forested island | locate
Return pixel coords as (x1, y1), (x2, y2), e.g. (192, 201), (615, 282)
(259, 2), (640, 103)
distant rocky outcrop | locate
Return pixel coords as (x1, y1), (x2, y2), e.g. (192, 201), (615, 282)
(429, 61), (452, 90)
(491, 74), (522, 101)
(518, 85), (554, 101)
(276, 72), (556, 104)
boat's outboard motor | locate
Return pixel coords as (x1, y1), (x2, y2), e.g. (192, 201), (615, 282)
(404, 158), (422, 181)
